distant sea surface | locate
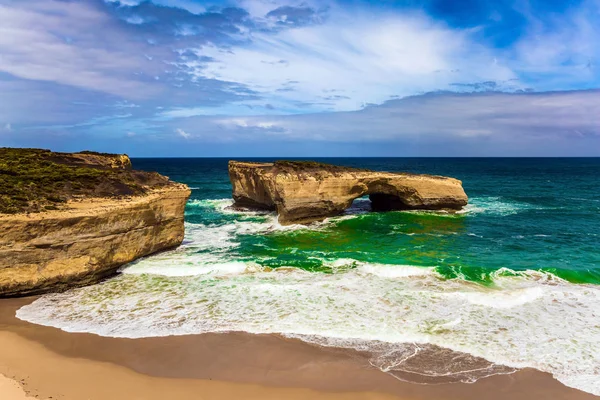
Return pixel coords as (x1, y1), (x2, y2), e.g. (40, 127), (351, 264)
(17, 158), (600, 395)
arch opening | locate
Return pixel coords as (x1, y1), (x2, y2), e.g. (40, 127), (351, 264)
(345, 191), (413, 216)
(369, 193), (412, 212)
(345, 195), (372, 215)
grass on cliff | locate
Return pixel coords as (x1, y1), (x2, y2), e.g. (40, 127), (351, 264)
(274, 160), (369, 173)
(0, 148), (171, 214)
(272, 160), (371, 180)
(272, 160), (440, 180)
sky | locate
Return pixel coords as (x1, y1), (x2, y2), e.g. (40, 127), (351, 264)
(0, 0), (599, 156)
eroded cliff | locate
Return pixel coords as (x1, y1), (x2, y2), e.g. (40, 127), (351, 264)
(0, 149), (190, 297)
(229, 160), (468, 225)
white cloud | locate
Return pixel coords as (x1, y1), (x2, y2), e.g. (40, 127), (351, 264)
(114, 101), (140, 109)
(0, 1), (165, 98)
(187, 7), (517, 113)
(126, 131), (136, 137)
(165, 90), (600, 150)
(3, 123), (12, 131)
(215, 117), (286, 133)
(510, 0), (600, 89)
(104, 0), (142, 5)
(176, 128), (191, 139)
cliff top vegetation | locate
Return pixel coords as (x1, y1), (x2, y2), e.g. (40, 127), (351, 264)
(0, 148), (173, 214)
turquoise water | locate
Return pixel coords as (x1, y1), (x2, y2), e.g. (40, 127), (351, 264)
(141, 157), (600, 283)
(16, 158), (600, 395)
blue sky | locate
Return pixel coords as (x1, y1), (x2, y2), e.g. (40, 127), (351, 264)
(0, 0), (599, 156)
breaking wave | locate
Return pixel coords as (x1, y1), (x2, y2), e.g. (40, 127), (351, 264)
(16, 259), (600, 395)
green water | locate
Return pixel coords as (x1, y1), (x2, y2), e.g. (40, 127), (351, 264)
(173, 157), (600, 284)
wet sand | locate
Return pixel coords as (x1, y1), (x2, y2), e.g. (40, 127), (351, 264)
(0, 297), (597, 400)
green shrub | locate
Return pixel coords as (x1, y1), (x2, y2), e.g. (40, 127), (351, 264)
(0, 148), (171, 214)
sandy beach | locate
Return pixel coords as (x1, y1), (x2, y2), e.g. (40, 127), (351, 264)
(0, 297), (596, 400)
(0, 374), (34, 400)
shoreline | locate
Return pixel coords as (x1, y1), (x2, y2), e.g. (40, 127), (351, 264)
(1, 297), (597, 400)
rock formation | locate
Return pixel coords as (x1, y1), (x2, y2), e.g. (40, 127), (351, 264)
(0, 149), (190, 297)
(229, 161), (468, 225)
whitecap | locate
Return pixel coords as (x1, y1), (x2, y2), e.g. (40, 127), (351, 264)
(454, 287), (545, 308)
(358, 263), (437, 278)
(124, 261), (252, 277)
(459, 196), (545, 216)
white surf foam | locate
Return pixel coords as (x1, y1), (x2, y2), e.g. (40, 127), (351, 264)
(189, 195), (542, 226)
(121, 219), (271, 277)
(124, 261), (253, 277)
(190, 197), (389, 231)
(16, 260), (600, 396)
(459, 196), (546, 216)
(454, 286), (545, 308)
(358, 263), (437, 278)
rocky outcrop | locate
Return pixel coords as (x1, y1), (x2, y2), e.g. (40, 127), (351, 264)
(0, 149), (190, 297)
(229, 161), (468, 225)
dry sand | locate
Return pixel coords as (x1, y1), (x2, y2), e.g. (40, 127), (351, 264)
(0, 374), (35, 400)
(0, 330), (403, 400)
(0, 297), (597, 400)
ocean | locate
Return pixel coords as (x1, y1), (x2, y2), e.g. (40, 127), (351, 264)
(16, 158), (600, 395)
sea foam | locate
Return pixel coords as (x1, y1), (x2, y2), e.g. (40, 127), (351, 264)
(16, 261), (600, 395)
(458, 196), (547, 216)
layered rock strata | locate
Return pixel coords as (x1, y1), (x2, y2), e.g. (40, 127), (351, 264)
(229, 161), (468, 225)
(0, 149), (190, 297)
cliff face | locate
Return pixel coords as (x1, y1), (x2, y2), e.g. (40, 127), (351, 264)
(0, 149), (190, 297)
(229, 161), (468, 225)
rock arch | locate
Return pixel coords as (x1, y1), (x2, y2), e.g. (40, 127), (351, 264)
(229, 161), (468, 225)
